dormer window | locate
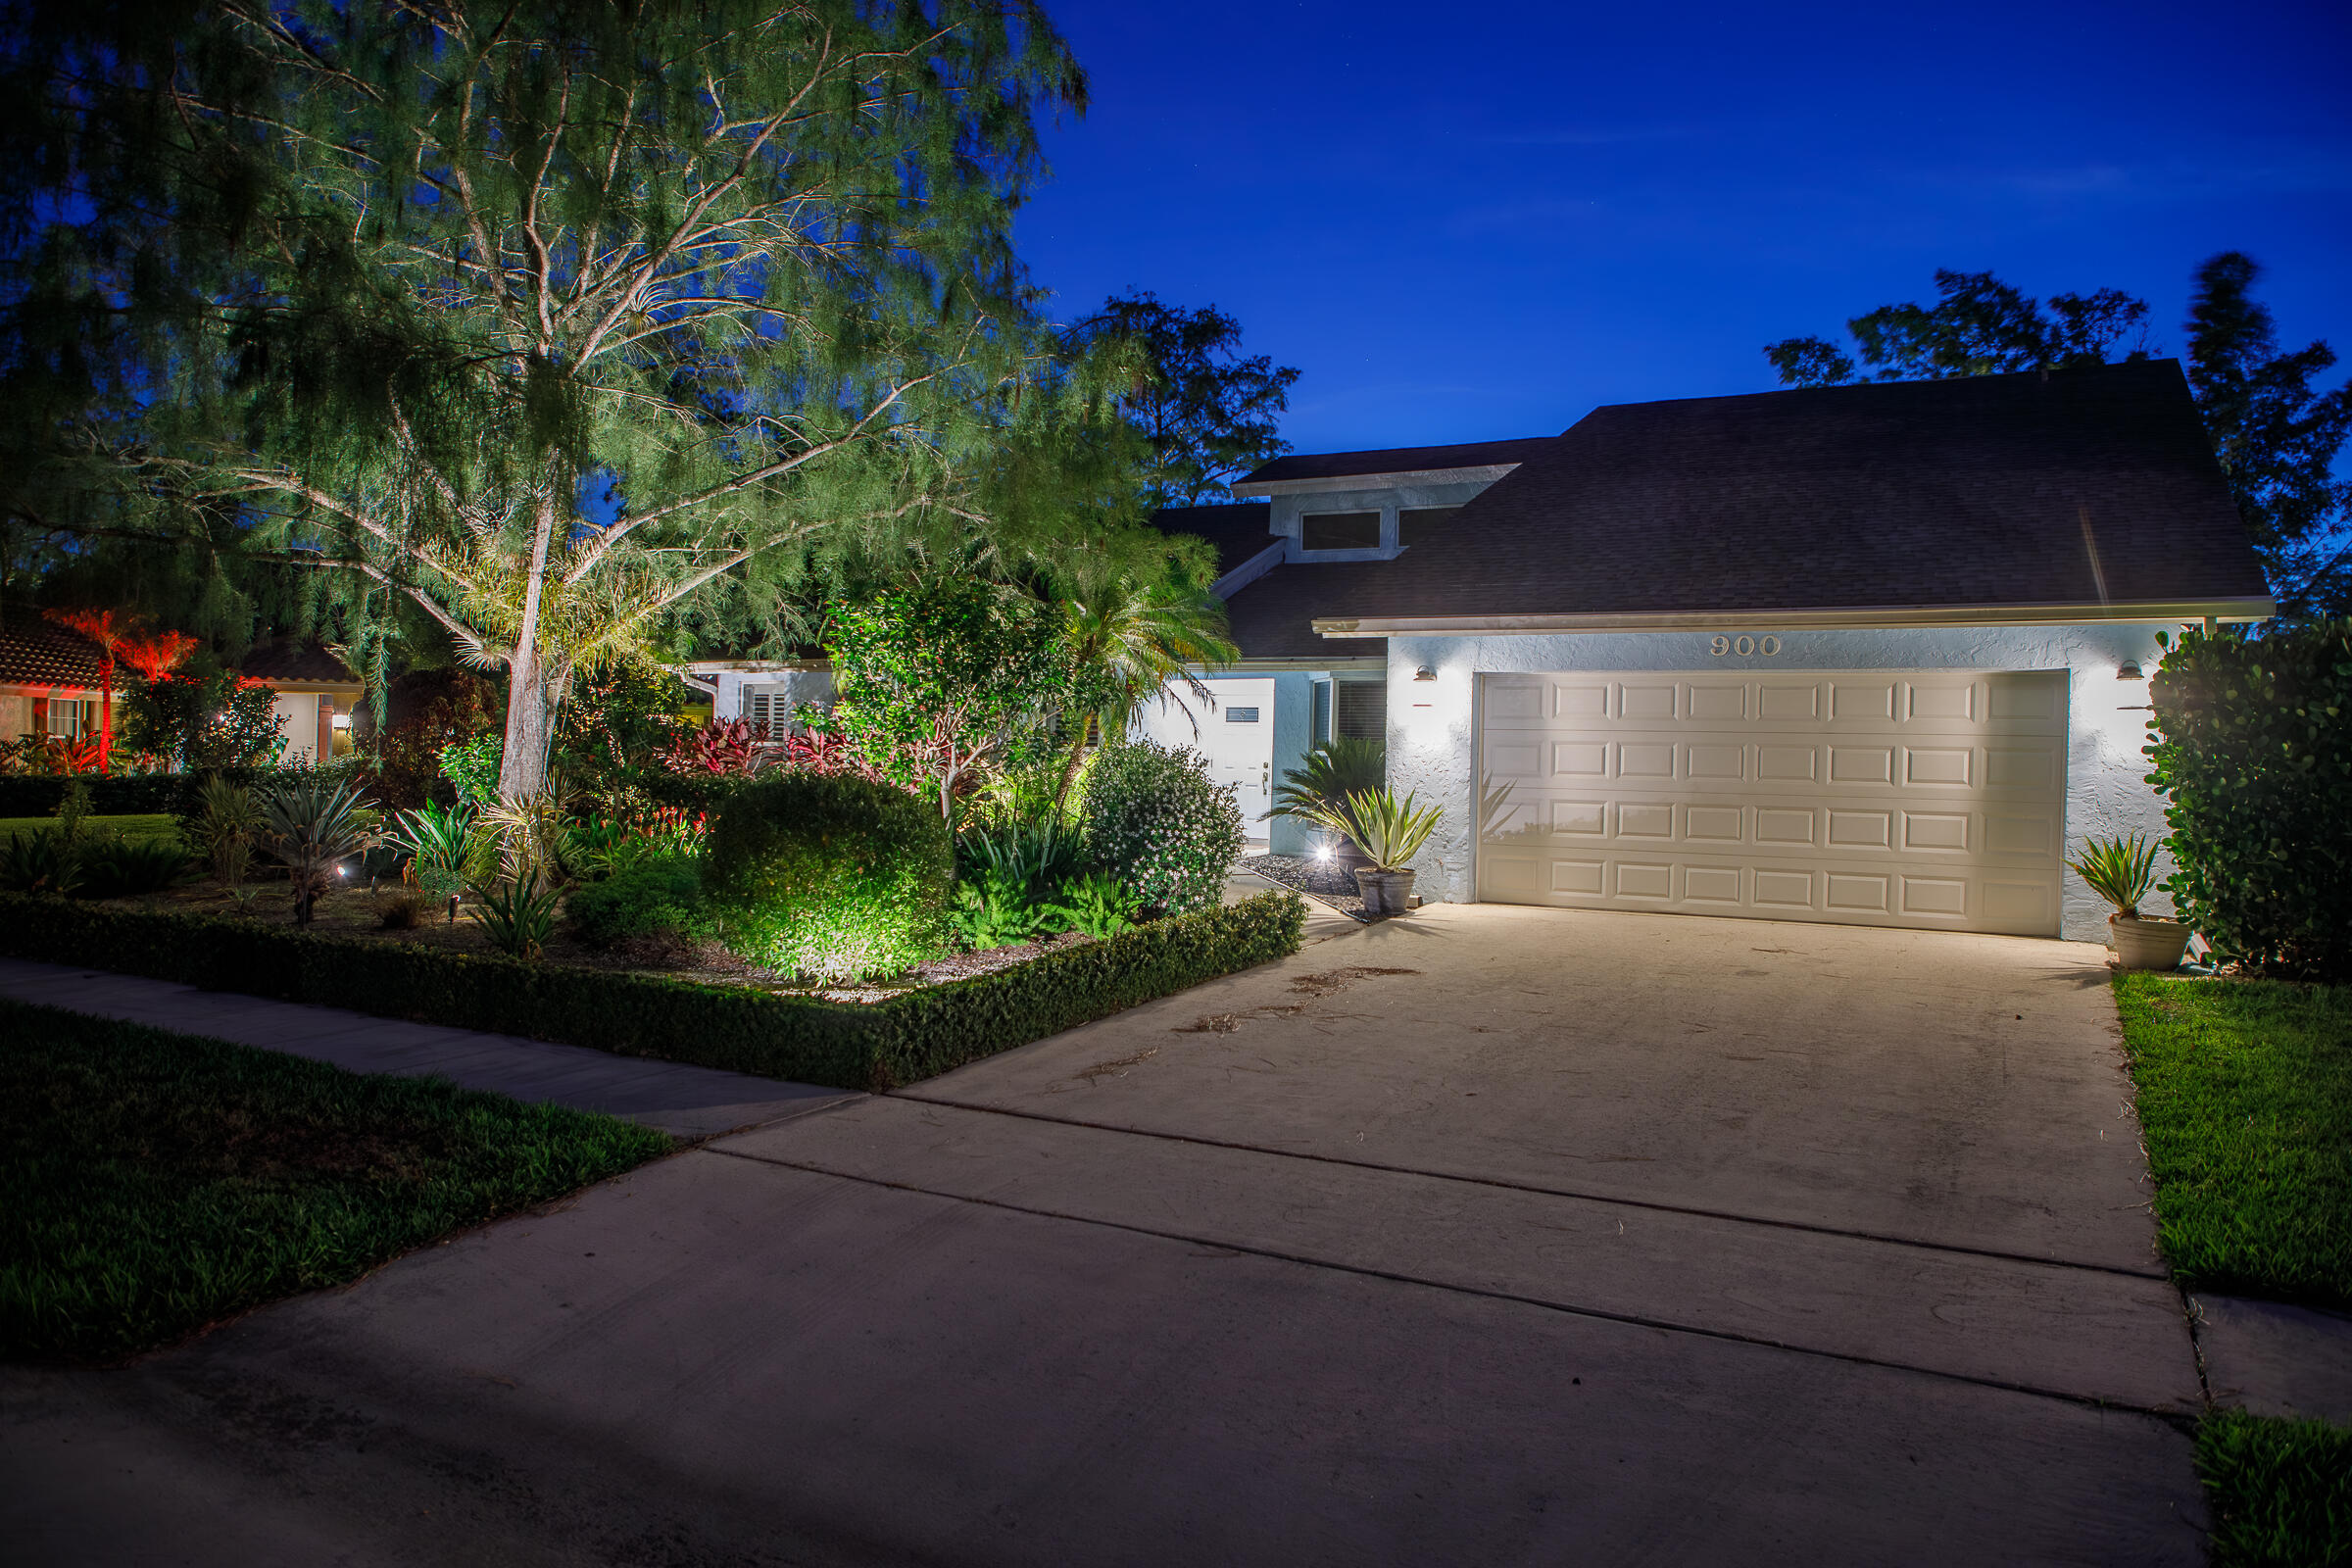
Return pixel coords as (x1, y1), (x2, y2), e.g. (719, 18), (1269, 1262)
(1398, 508), (1459, 545)
(1300, 511), (1381, 551)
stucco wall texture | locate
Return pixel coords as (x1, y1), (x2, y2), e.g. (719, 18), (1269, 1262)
(1380, 623), (2179, 944)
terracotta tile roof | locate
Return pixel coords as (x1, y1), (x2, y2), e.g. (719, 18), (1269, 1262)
(0, 616), (111, 689)
(241, 638), (360, 685)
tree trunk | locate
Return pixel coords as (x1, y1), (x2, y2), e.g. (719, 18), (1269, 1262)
(497, 649), (563, 803)
(495, 491), (563, 803)
(97, 655), (113, 773)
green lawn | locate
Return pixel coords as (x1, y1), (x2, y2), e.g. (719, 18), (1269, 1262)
(0, 999), (674, 1361)
(0, 813), (181, 843)
(2112, 972), (2352, 1307)
(2197, 1409), (2352, 1567)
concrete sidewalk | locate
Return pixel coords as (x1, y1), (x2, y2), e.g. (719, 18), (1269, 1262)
(0, 956), (853, 1138)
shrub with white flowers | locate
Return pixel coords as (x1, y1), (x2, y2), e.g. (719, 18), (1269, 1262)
(1082, 739), (1245, 917)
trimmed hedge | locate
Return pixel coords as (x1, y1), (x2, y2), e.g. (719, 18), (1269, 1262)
(2147, 621), (2352, 980)
(0, 763), (335, 819)
(0, 889), (1306, 1093)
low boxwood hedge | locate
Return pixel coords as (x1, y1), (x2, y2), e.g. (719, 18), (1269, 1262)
(0, 889), (1306, 1092)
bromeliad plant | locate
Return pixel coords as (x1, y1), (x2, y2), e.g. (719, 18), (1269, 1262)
(1291, 788), (1445, 873)
(386, 800), (478, 905)
(2067, 833), (2163, 918)
(259, 778), (380, 925)
(468, 877), (564, 960)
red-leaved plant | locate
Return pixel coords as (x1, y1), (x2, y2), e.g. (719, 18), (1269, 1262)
(658, 717), (765, 776)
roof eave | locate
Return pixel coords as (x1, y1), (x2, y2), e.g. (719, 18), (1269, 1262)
(1311, 597), (2278, 637)
(1231, 463), (1524, 499)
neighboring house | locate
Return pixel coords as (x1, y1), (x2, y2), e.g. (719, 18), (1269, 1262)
(1158, 360), (2271, 943)
(0, 618), (364, 766)
(240, 639), (366, 765)
(0, 616), (114, 749)
(669, 659), (835, 739)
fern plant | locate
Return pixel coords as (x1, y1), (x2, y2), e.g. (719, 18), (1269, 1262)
(0, 829), (81, 896)
(947, 868), (1049, 950)
(2067, 833), (2162, 918)
(1038, 871), (1142, 939)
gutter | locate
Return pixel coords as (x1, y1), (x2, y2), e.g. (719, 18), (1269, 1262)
(1310, 597), (2277, 638)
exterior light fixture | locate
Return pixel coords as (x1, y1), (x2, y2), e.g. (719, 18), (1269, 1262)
(2116, 661), (2144, 680)
(1413, 666), (1437, 681)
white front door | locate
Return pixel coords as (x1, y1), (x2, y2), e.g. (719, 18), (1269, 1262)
(1135, 677), (1276, 832)
(1476, 670), (2069, 936)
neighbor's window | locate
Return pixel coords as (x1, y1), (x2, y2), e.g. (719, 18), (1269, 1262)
(1398, 507), (1459, 546)
(1300, 511), (1381, 551)
(1335, 681), (1387, 740)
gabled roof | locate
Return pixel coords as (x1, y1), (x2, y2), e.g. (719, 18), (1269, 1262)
(1149, 503), (1277, 577)
(241, 638), (362, 687)
(1233, 436), (1558, 491)
(1218, 361), (2271, 657)
(0, 615), (110, 690)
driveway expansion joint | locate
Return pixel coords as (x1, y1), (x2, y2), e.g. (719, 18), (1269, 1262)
(883, 1089), (2174, 1285)
(704, 1139), (2191, 1421)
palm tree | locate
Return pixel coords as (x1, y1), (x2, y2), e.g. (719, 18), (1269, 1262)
(1051, 564), (1239, 810)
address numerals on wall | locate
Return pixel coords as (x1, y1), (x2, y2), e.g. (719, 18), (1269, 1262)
(1709, 634), (1782, 657)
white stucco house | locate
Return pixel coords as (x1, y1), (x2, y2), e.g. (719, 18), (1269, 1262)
(1153, 360), (2273, 944)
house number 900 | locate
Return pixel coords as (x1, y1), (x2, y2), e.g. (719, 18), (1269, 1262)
(1710, 635), (1781, 657)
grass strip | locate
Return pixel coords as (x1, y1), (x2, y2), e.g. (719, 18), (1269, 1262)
(0, 999), (673, 1362)
(2197, 1408), (2352, 1566)
(2112, 972), (2352, 1307)
(0, 813), (180, 842)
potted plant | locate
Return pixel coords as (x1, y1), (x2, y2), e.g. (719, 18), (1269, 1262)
(1270, 738), (1386, 869)
(1294, 786), (1444, 917)
(2066, 833), (2193, 970)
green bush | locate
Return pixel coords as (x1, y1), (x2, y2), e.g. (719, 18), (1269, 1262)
(567, 853), (710, 948)
(1083, 739), (1245, 916)
(703, 771), (953, 984)
(2146, 622), (2352, 980)
(0, 889), (1306, 1092)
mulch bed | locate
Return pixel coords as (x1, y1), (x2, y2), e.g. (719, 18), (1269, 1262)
(1240, 854), (1370, 921)
(111, 882), (1096, 1003)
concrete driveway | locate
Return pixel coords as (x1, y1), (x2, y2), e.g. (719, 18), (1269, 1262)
(4, 906), (2207, 1565)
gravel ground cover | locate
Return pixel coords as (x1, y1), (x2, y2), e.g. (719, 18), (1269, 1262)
(1241, 855), (1370, 920)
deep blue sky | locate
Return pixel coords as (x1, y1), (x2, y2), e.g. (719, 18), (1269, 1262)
(1014, 0), (2352, 457)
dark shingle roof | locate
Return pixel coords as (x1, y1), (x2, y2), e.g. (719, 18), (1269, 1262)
(1236, 436), (1558, 488)
(241, 638), (360, 685)
(1149, 503), (1278, 577)
(1215, 361), (2269, 658)
(0, 616), (110, 689)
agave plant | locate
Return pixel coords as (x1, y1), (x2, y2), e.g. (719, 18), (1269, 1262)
(259, 777), (379, 925)
(2067, 833), (2162, 918)
(1290, 787), (1444, 873)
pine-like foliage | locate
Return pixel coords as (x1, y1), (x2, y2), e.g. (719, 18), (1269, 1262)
(2, 0), (1131, 799)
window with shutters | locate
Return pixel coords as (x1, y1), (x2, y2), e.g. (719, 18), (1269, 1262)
(745, 688), (787, 739)
(1300, 511), (1381, 551)
(1312, 679), (1333, 743)
(1334, 681), (1387, 740)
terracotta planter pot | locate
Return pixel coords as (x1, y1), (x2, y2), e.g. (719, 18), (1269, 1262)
(1354, 867), (1416, 918)
(2110, 913), (2192, 971)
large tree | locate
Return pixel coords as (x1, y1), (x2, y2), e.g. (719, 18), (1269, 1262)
(2183, 253), (2352, 616)
(1084, 291), (1298, 506)
(2, 0), (1119, 801)
(1764, 270), (2152, 387)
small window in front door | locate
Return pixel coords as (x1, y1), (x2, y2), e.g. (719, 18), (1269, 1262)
(1225, 707), (1260, 722)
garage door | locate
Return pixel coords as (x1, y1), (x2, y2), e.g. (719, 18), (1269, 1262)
(1476, 670), (2068, 936)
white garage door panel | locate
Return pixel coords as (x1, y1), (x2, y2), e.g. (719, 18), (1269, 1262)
(1477, 672), (2068, 936)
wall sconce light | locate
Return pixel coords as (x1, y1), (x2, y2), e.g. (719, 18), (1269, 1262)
(1413, 666), (1437, 681)
(2116, 661), (2144, 680)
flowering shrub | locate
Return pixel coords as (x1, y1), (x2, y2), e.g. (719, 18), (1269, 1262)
(1081, 740), (1244, 916)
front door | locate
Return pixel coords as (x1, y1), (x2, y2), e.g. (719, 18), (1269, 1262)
(1135, 676), (1276, 832)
